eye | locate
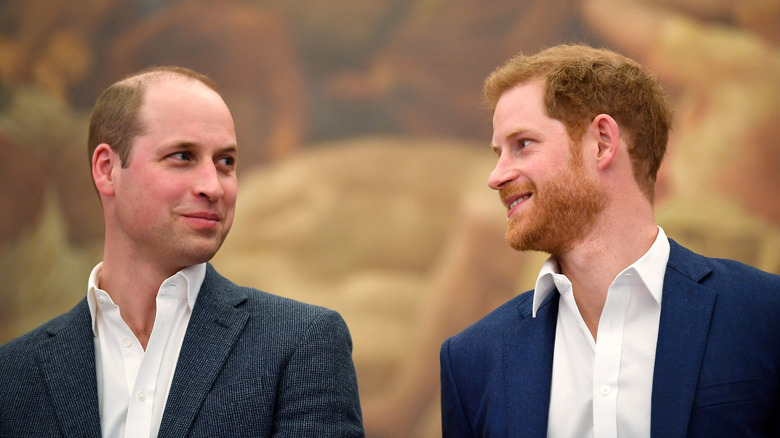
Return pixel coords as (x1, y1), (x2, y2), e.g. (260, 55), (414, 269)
(519, 139), (531, 149)
(169, 151), (192, 161)
(216, 155), (237, 172)
(511, 138), (532, 155)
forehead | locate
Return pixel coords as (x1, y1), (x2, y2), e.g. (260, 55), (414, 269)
(491, 79), (573, 149)
(141, 79), (224, 115)
(493, 80), (547, 121)
(138, 79), (236, 139)
(492, 80), (551, 140)
(121, 79), (238, 166)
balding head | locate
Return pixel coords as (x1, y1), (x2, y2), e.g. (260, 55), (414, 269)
(88, 66), (219, 168)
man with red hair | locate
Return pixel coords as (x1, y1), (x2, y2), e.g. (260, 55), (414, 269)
(440, 44), (780, 437)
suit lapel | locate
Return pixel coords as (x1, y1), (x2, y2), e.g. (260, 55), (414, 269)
(503, 291), (558, 438)
(157, 264), (250, 438)
(651, 240), (716, 437)
(36, 300), (102, 437)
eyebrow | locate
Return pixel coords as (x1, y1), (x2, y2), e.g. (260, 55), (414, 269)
(490, 127), (531, 152)
(504, 127), (531, 140)
(219, 144), (238, 155)
(164, 142), (238, 154)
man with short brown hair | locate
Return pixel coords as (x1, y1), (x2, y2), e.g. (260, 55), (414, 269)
(0, 66), (364, 437)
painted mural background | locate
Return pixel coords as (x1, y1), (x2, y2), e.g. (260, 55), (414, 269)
(1, 0), (779, 436)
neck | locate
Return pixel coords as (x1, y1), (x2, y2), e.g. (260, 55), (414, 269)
(99, 251), (183, 349)
(555, 202), (658, 338)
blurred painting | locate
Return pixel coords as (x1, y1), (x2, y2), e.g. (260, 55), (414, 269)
(1, 0), (778, 436)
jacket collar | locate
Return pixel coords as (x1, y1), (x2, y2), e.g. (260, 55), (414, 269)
(35, 264), (250, 438)
(36, 300), (102, 437)
(651, 240), (716, 436)
(157, 263), (250, 438)
(500, 239), (716, 438)
(502, 290), (558, 438)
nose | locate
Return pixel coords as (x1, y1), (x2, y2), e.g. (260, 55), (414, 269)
(196, 162), (224, 201)
(487, 154), (519, 190)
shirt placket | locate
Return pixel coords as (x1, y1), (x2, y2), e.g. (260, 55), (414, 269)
(592, 276), (631, 438)
(123, 280), (182, 438)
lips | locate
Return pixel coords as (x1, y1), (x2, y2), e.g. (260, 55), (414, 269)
(181, 211), (222, 228)
(505, 193), (531, 218)
(184, 212), (221, 221)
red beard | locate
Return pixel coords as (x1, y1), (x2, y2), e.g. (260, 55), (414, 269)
(501, 156), (607, 255)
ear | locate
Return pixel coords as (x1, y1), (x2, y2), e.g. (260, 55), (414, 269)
(92, 143), (119, 197)
(589, 114), (620, 171)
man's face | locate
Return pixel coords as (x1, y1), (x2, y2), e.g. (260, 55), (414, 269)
(488, 80), (606, 255)
(109, 79), (238, 272)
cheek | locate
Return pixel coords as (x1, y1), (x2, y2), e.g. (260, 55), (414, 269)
(222, 178), (238, 205)
(127, 168), (180, 196)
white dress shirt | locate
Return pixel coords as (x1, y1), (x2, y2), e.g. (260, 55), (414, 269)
(532, 227), (670, 438)
(87, 263), (205, 438)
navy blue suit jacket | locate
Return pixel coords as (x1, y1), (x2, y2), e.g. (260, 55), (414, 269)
(441, 240), (780, 437)
(0, 264), (364, 437)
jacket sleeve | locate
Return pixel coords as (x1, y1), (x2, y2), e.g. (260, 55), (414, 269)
(441, 337), (474, 438)
(272, 309), (364, 437)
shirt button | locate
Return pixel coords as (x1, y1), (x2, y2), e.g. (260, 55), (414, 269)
(577, 325), (585, 334)
(599, 385), (612, 396)
(122, 338), (132, 348)
(97, 298), (105, 305)
(137, 390), (146, 401)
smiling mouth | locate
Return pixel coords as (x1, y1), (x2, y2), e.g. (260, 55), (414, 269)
(508, 194), (531, 209)
(181, 212), (222, 229)
(183, 211), (221, 221)
(505, 193), (532, 218)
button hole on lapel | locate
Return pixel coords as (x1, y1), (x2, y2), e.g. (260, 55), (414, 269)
(214, 318), (230, 328)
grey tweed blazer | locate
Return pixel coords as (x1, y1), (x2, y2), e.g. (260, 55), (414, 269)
(0, 263), (364, 437)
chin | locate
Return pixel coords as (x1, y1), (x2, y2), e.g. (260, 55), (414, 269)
(179, 245), (222, 266)
(506, 225), (568, 255)
(506, 228), (536, 253)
